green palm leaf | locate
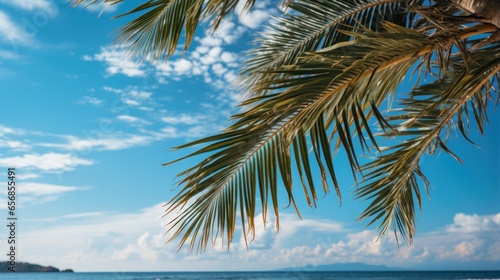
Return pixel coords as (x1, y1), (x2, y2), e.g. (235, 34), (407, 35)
(71, 0), (500, 251)
(71, 0), (259, 59)
(357, 44), (500, 242)
(164, 20), (498, 251)
(240, 0), (423, 97)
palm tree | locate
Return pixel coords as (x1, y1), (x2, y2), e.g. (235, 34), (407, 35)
(72, 0), (499, 252)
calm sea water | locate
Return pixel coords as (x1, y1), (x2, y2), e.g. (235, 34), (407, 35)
(0, 271), (500, 280)
(0, 271), (499, 280)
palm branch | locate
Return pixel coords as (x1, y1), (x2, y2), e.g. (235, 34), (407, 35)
(70, 0), (289, 60)
(72, 0), (500, 251)
(357, 45), (500, 243)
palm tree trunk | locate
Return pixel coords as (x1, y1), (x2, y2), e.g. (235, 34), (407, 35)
(452, 0), (500, 28)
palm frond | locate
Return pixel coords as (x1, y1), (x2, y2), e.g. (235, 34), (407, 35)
(356, 44), (500, 243)
(239, 0), (424, 97)
(163, 22), (466, 252)
(72, 0), (500, 252)
(71, 0), (267, 60)
(70, 0), (122, 12)
(115, 0), (204, 60)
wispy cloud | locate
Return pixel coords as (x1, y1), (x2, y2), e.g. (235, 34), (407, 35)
(0, 140), (31, 151)
(161, 114), (202, 125)
(0, 11), (32, 46)
(84, 46), (145, 77)
(40, 134), (155, 152)
(0, 181), (87, 207)
(269, 212), (500, 269)
(1, 125), (33, 151)
(15, 172), (40, 180)
(0, 0), (58, 14)
(21, 182), (83, 196)
(15, 202), (170, 271)
(116, 115), (151, 126)
(38, 128), (183, 153)
(0, 124), (25, 136)
(78, 96), (104, 106)
(117, 115), (139, 123)
(83, 6), (266, 95)
(0, 0), (62, 49)
(103, 86), (154, 109)
(0, 49), (22, 60)
(7, 204), (500, 272)
(0, 152), (94, 172)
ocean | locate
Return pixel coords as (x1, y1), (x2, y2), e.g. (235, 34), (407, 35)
(0, 271), (499, 280)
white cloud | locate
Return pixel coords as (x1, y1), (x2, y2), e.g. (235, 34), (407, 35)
(102, 86), (123, 93)
(235, 0), (275, 29)
(224, 70), (237, 84)
(0, 11), (32, 45)
(20, 182), (83, 196)
(155, 62), (172, 74)
(0, 140), (31, 151)
(0, 152), (94, 172)
(243, 212), (500, 269)
(116, 115), (139, 123)
(201, 47), (222, 65)
(0, 181), (86, 207)
(128, 89), (152, 100)
(122, 99), (140, 106)
(446, 213), (500, 233)
(78, 96), (103, 106)
(86, 46), (145, 77)
(214, 22), (247, 44)
(198, 36), (223, 47)
(212, 63), (227, 76)
(103, 87), (153, 108)
(112, 232), (160, 261)
(239, 9), (271, 29)
(453, 240), (482, 258)
(0, 125), (25, 136)
(57, 134), (154, 151)
(195, 45), (209, 54)
(220, 51), (237, 64)
(13, 202), (172, 271)
(172, 58), (192, 74)
(161, 114), (201, 125)
(116, 115), (151, 126)
(39, 127), (184, 153)
(3, 204), (499, 271)
(487, 241), (500, 260)
(16, 172), (40, 180)
(86, 13), (247, 93)
(0, 0), (58, 14)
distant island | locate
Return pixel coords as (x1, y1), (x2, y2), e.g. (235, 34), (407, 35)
(277, 262), (399, 271)
(0, 261), (73, 273)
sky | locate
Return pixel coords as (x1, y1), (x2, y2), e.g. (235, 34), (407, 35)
(0, 0), (499, 273)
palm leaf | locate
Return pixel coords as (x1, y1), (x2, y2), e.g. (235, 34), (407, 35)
(357, 44), (500, 242)
(72, 0), (500, 251)
(163, 22), (477, 251)
(70, 0), (283, 59)
(239, 0), (424, 97)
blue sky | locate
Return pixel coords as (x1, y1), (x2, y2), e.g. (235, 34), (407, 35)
(0, 0), (499, 272)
